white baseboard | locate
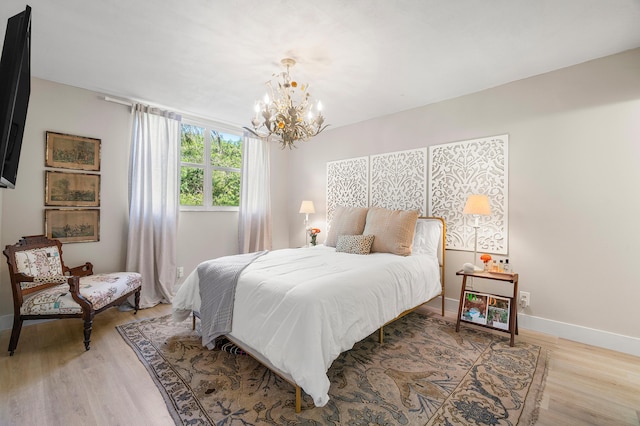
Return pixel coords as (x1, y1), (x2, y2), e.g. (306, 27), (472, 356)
(3, 298), (639, 358)
(517, 312), (640, 357)
(425, 297), (640, 358)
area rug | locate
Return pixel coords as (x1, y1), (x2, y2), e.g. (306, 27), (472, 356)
(117, 313), (547, 425)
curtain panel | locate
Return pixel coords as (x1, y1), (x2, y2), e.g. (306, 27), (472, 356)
(238, 135), (272, 253)
(126, 104), (181, 308)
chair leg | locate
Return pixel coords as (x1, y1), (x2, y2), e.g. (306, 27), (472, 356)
(83, 314), (94, 351)
(8, 316), (23, 356)
(134, 289), (140, 314)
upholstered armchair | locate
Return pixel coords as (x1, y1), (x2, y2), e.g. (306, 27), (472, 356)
(3, 235), (142, 355)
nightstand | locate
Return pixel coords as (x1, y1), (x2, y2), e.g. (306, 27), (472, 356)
(455, 270), (519, 346)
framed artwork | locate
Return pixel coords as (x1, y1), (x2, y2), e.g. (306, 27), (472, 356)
(45, 209), (100, 243)
(45, 132), (101, 171)
(45, 171), (100, 207)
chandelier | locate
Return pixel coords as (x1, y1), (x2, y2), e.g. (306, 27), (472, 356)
(244, 58), (329, 149)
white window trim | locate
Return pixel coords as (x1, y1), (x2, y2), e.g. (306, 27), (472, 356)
(180, 117), (242, 212)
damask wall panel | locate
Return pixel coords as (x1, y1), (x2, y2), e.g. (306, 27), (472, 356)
(326, 156), (369, 224)
(428, 135), (509, 254)
(370, 148), (427, 216)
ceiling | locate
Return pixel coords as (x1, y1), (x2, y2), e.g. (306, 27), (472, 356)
(2, 0), (640, 129)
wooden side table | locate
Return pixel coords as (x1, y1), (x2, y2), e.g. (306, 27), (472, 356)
(455, 270), (519, 346)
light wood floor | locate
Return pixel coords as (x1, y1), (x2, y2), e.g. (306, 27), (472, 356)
(1, 304), (638, 426)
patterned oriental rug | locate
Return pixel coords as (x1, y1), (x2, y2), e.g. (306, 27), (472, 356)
(117, 313), (547, 425)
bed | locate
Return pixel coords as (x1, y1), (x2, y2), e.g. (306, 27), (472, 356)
(173, 209), (446, 412)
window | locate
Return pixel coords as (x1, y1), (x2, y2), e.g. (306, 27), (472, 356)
(180, 121), (242, 210)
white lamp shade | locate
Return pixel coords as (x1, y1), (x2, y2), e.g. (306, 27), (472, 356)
(299, 200), (316, 214)
(463, 194), (491, 216)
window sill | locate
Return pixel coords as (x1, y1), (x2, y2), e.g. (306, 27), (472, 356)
(180, 206), (239, 212)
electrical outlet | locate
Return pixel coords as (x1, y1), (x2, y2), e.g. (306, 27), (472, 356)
(177, 266), (184, 278)
(519, 291), (530, 308)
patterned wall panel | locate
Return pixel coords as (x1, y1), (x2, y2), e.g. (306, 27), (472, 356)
(326, 156), (369, 224)
(370, 148), (427, 215)
(428, 135), (509, 254)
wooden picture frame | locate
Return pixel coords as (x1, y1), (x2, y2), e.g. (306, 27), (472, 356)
(45, 132), (101, 171)
(45, 171), (100, 207)
(45, 209), (100, 243)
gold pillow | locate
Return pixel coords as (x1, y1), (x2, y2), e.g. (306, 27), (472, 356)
(363, 207), (419, 256)
(325, 206), (369, 247)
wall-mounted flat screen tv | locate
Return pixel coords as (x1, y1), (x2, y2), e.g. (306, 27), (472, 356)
(0, 5), (31, 189)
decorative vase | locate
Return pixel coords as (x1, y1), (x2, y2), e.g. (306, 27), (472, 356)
(310, 235), (317, 246)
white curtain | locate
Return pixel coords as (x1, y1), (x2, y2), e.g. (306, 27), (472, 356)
(126, 104), (181, 308)
(238, 134), (272, 253)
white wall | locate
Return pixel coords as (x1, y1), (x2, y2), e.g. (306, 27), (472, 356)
(285, 48), (640, 354)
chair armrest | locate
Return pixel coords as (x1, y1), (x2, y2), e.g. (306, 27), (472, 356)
(13, 272), (34, 282)
(65, 275), (92, 311)
(12, 273), (83, 301)
(66, 262), (94, 277)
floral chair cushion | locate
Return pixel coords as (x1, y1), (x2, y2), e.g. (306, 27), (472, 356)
(20, 272), (142, 315)
(14, 247), (64, 290)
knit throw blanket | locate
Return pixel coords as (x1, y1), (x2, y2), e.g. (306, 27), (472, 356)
(197, 250), (267, 349)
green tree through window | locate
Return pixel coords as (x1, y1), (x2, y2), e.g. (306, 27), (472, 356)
(180, 122), (242, 209)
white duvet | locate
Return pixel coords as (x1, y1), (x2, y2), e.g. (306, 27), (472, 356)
(172, 245), (441, 407)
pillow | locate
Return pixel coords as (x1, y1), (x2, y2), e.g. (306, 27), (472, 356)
(412, 218), (443, 258)
(325, 206), (369, 247)
(15, 247), (63, 276)
(363, 207), (419, 256)
(335, 234), (375, 255)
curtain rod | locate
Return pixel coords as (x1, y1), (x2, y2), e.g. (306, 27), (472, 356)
(102, 96), (242, 129)
(104, 96), (133, 107)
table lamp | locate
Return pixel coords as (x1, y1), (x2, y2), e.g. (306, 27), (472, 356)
(463, 194), (491, 271)
(299, 200), (315, 246)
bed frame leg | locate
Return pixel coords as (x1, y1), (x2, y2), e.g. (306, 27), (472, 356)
(379, 326), (384, 344)
(295, 386), (301, 413)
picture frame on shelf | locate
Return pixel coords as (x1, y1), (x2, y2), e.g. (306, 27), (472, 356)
(44, 209), (100, 243)
(45, 171), (100, 207)
(45, 131), (101, 171)
(461, 291), (511, 331)
(461, 291), (489, 325)
(486, 295), (511, 331)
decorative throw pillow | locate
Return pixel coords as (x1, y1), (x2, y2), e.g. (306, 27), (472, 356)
(363, 206), (419, 256)
(325, 206), (369, 247)
(15, 247), (63, 276)
(335, 234), (375, 255)
(412, 218), (443, 257)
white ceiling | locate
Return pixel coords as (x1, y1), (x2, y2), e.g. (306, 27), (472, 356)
(2, 0), (640, 129)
